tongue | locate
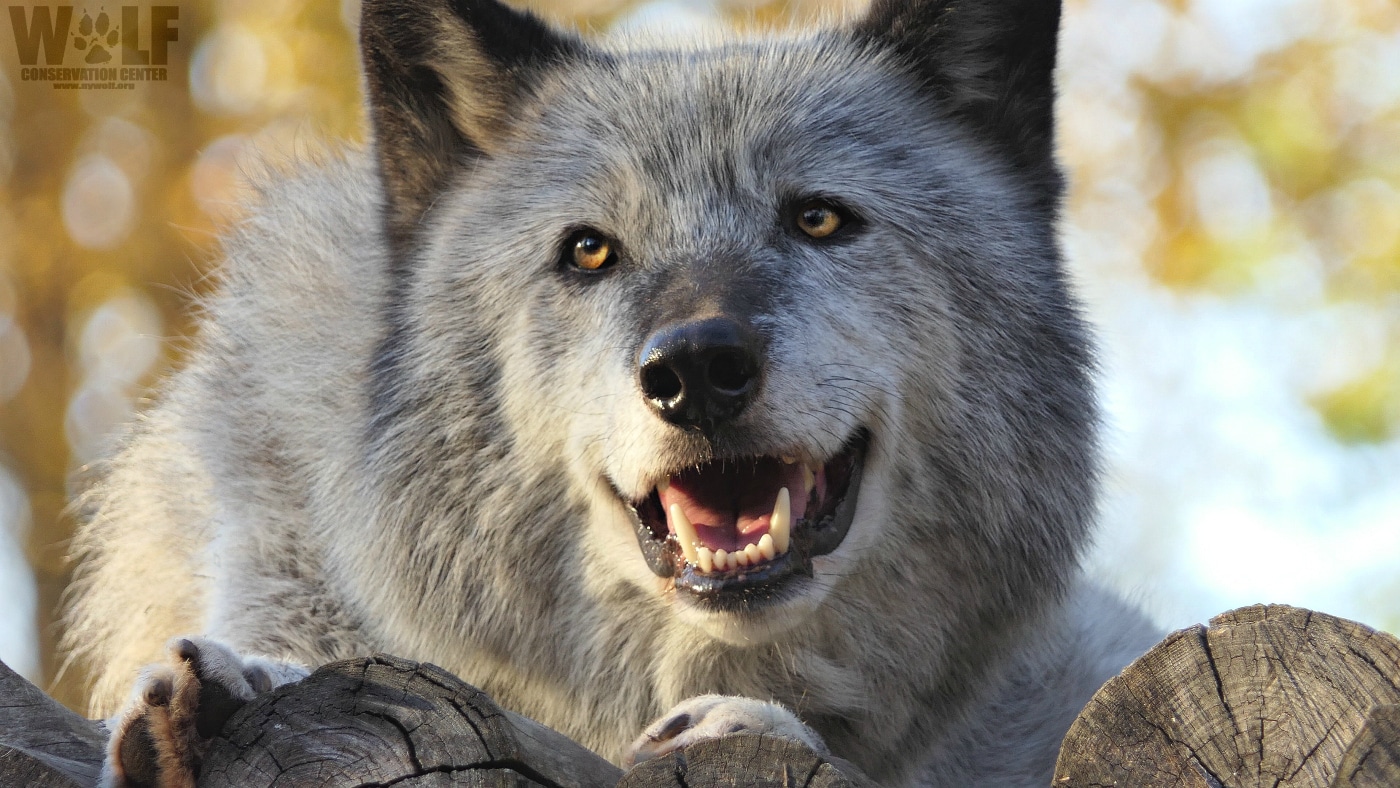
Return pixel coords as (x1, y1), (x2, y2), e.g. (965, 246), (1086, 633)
(659, 459), (810, 553)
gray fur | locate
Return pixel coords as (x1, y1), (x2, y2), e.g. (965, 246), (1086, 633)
(64, 1), (1162, 785)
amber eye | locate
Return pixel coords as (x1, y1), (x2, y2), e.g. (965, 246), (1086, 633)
(795, 201), (844, 239)
(569, 230), (616, 271)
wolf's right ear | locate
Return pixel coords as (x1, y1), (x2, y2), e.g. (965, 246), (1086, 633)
(360, 0), (583, 258)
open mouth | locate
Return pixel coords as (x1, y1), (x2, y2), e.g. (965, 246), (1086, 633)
(622, 429), (869, 601)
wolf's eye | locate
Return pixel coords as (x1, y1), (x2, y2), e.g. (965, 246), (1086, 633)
(794, 201), (845, 239)
(567, 230), (617, 271)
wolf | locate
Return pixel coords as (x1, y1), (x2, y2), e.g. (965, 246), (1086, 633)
(63, 0), (1163, 784)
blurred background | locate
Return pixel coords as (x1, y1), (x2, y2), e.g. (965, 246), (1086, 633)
(0, 0), (1396, 709)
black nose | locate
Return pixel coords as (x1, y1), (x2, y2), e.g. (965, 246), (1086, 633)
(638, 317), (763, 430)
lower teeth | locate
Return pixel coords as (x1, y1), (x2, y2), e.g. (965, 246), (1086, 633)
(691, 536), (785, 574)
(668, 485), (797, 574)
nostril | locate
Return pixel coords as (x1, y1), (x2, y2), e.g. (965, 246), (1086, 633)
(636, 317), (763, 429)
(706, 349), (754, 394)
(641, 364), (684, 401)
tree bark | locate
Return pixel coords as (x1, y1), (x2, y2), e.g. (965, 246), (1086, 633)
(1054, 604), (1400, 788)
(0, 656), (105, 786)
(199, 655), (624, 787)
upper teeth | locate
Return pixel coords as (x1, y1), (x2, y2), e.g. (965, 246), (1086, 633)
(770, 486), (791, 554)
(669, 503), (700, 566)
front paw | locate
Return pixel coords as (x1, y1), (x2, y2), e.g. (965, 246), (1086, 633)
(102, 637), (308, 788)
(624, 694), (826, 768)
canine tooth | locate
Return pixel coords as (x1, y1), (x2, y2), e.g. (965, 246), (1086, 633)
(781, 455), (797, 465)
(744, 543), (762, 565)
(669, 504), (699, 565)
(771, 487), (791, 554)
(758, 533), (776, 560)
(697, 547), (714, 573)
(801, 464), (815, 495)
(734, 548), (750, 567)
(714, 549), (728, 571)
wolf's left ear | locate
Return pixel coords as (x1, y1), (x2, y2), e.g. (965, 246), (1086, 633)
(360, 0), (584, 257)
(857, 0), (1062, 200)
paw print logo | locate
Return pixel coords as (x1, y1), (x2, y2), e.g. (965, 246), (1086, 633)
(72, 9), (120, 64)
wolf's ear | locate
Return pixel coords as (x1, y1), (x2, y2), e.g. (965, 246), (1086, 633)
(360, 0), (583, 256)
(856, 0), (1062, 198)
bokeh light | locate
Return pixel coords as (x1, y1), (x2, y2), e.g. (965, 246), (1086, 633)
(1061, 0), (1400, 634)
(191, 25), (271, 115)
(79, 118), (156, 186)
(61, 155), (137, 251)
(64, 291), (163, 465)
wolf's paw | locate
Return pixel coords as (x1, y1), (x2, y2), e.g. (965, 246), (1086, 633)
(623, 694), (826, 768)
(101, 637), (309, 788)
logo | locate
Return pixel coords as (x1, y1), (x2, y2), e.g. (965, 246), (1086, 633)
(9, 5), (179, 89)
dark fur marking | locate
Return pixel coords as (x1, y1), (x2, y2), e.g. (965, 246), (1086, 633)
(857, 0), (1064, 211)
(195, 676), (249, 739)
(117, 715), (161, 787)
(360, 0), (587, 267)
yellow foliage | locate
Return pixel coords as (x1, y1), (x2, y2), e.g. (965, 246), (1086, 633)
(1312, 359), (1400, 445)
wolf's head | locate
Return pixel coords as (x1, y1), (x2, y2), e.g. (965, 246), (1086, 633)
(360, 0), (1089, 678)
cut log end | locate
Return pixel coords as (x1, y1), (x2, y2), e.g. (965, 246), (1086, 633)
(1054, 604), (1400, 788)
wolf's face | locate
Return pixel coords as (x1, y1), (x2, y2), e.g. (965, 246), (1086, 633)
(363, 0), (1093, 650)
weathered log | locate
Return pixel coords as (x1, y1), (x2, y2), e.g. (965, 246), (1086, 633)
(1054, 604), (1400, 787)
(0, 652), (863, 788)
(4, 605), (1399, 786)
(200, 655), (624, 786)
(0, 657), (105, 786)
(198, 655), (872, 787)
(617, 735), (876, 788)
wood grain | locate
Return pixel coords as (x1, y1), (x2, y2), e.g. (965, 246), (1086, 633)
(1055, 605), (1400, 788)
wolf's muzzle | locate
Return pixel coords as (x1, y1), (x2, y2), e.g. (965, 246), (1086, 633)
(637, 317), (763, 432)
